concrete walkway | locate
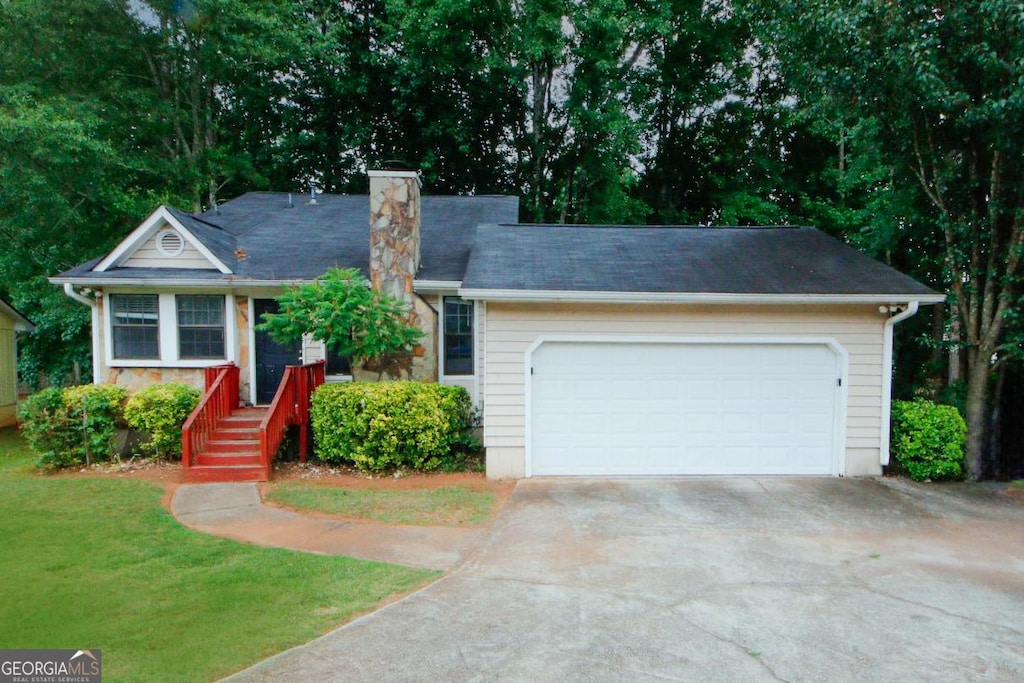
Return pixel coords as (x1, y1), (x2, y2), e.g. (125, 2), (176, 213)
(171, 483), (486, 571)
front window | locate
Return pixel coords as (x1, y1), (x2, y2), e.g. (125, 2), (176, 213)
(176, 295), (225, 359)
(111, 294), (160, 359)
(443, 297), (473, 375)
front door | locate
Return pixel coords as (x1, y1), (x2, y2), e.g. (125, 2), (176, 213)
(253, 299), (301, 404)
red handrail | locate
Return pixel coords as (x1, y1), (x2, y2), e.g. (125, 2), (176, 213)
(182, 363), (239, 468)
(259, 360), (325, 471)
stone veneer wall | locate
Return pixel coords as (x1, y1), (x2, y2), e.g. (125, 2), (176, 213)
(235, 296), (251, 403)
(368, 171), (436, 381)
(105, 367), (205, 393)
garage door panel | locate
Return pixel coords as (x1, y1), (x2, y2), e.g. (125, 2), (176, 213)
(530, 342), (839, 476)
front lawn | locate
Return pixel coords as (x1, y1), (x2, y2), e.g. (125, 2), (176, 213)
(0, 428), (437, 682)
(266, 481), (502, 526)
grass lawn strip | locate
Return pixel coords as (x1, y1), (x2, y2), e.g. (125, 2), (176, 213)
(267, 481), (499, 526)
(0, 428), (438, 683)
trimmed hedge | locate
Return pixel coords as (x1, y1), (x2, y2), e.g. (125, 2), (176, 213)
(311, 382), (478, 473)
(124, 383), (202, 459)
(18, 384), (129, 469)
(890, 399), (966, 481)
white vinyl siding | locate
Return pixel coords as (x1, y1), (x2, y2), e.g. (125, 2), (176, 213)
(482, 302), (887, 478)
(122, 231), (217, 269)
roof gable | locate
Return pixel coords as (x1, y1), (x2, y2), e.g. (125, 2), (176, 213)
(93, 206), (234, 274)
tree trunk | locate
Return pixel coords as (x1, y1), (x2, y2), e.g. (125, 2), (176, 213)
(963, 353), (991, 480)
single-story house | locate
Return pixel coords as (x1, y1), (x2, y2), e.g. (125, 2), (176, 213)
(52, 169), (943, 479)
(0, 297), (33, 428)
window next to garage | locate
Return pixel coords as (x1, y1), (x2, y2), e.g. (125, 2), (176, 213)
(444, 296), (473, 375)
(110, 294), (159, 359)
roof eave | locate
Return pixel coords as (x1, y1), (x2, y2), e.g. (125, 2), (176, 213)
(50, 275), (306, 288)
(52, 275), (470, 291)
(457, 288), (946, 305)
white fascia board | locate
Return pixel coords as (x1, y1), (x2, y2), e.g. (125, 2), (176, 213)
(50, 276), (308, 288)
(367, 170), (419, 178)
(413, 280), (462, 292)
(93, 206), (233, 274)
(94, 205), (168, 271)
(458, 288), (946, 305)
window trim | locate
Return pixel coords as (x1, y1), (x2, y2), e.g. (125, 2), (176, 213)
(176, 294), (226, 360)
(109, 293), (160, 360)
(442, 296), (474, 376)
(104, 291), (235, 368)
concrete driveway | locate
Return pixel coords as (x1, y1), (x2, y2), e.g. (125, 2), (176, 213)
(226, 478), (1024, 682)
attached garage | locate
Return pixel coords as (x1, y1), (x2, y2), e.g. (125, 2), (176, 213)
(528, 340), (844, 476)
(459, 224), (944, 480)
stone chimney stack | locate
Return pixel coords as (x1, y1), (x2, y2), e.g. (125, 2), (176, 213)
(369, 168), (421, 303)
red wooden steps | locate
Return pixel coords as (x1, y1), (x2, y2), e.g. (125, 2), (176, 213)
(183, 407), (269, 483)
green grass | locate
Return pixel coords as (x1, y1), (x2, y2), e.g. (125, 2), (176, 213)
(266, 481), (500, 526)
(0, 428), (437, 682)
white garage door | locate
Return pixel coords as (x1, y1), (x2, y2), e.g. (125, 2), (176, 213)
(529, 342), (841, 476)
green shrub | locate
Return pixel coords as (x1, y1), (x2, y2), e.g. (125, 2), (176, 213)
(18, 388), (81, 469)
(63, 384), (129, 463)
(311, 382), (478, 473)
(18, 384), (128, 469)
(890, 399), (966, 481)
(124, 383), (202, 459)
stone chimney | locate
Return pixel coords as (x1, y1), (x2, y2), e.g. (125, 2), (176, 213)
(363, 167), (437, 382)
(369, 168), (421, 303)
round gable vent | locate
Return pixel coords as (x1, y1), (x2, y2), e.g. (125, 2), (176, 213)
(156, 229), (185, 257)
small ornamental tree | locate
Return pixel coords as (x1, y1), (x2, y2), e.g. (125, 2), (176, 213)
(256, 268), (423, 372)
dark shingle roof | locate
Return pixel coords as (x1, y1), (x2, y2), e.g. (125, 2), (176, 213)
(460, 224), (939, 296)
(164, 207), (237, 267)
(54, 194), (938, 299)
(54, 192), (520, 284)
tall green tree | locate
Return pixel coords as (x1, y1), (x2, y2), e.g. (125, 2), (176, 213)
(0, 0), (309, 383)
(0, 0), (167, 385)
(258, 0), (387, 193)
(134, 0), (305, 209)
(512, 0), (653, 223)
(635, 0), (777, 225)
(762, 0), (1024, 478)
(379, 0), (525, 193)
